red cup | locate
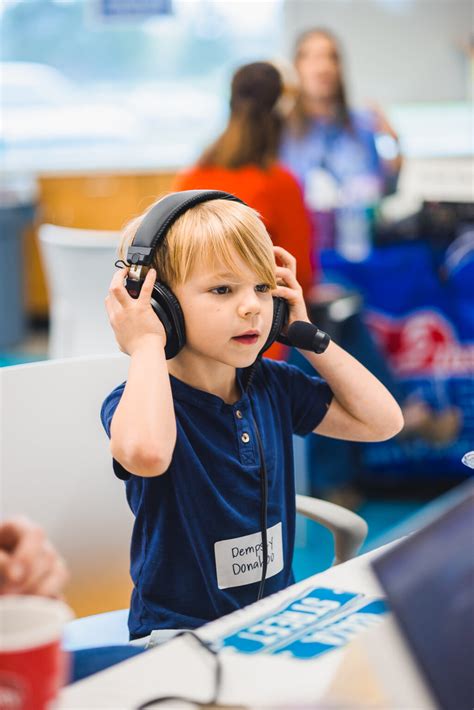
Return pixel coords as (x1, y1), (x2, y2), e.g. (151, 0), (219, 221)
(0, 595), (73, 710)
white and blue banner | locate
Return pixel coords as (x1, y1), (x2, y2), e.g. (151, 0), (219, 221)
(218, 586), (387, 660)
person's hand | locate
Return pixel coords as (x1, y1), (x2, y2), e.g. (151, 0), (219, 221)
(367, 101), (399, 140)
(0, 518), (69, 599)
(105, 268), (167, 356)
(273, 246), (310, 332)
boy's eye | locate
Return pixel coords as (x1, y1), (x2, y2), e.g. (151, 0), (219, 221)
(210, 284), (270, 295)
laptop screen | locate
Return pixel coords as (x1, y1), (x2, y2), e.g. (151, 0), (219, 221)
(372, 485), (474, 710)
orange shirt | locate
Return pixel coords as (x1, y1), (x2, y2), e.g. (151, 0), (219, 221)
(173, 164), (315, 360)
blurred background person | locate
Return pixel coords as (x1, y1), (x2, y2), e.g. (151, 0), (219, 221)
(277, 29), (460, 506)
(173, 61), (314, 360)
(281, 27), (402, 209)
(0, 517), (144, 682)
(0, 517), (68, 598)
(280, 27), (402, 264)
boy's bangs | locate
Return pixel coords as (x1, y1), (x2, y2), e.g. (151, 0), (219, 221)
(194, 235), (276, 287)
(174, 201), (277, 288)
(118, 198), (278, 290)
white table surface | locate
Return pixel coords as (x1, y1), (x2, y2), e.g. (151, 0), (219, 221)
(58, 545), (393, 709)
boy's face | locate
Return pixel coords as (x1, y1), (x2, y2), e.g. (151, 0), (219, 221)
(173, 250), (275, 369)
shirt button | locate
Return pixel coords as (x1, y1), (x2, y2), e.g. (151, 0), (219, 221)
(235, 410), (243, 419)
(241, 432), (250, 443)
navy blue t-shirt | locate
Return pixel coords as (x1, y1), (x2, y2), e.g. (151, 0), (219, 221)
(101, 359), (332, 639)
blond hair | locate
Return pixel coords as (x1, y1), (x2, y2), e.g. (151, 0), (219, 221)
(118, 198), (277, 289)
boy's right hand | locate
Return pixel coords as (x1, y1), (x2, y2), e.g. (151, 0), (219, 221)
(105, 268), (167, 355)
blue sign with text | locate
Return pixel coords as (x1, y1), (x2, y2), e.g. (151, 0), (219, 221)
(219, 587), (386, 659)
(100, 0), (172, 17)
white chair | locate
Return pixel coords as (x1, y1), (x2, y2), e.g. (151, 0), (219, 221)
(1, 354), (367, 640)
(0, 354), (133, 617)
(38, 224), (120, 358)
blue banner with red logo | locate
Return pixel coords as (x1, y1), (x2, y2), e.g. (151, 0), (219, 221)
(321, 241), (474, 480)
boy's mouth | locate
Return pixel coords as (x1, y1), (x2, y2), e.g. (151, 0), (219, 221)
(232, 330), (260, 345)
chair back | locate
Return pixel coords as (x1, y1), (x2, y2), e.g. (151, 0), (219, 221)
(38, 224), (119, 358)
(0, 354), (132, 616)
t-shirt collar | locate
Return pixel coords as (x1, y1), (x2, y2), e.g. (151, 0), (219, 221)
(169, 369), (249, 411)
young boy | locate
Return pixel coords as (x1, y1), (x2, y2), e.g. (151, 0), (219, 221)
(102, 196), (403, 641)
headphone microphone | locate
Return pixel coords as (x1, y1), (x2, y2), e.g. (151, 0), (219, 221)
(286, 321), (331, 354)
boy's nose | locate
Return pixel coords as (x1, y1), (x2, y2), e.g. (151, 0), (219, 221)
(237, 292), (260, 318)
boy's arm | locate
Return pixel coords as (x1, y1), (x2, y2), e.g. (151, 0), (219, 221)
(105, 268), (177, 477)
(273, 246), (403, 443)
(304, 341), (403, 441)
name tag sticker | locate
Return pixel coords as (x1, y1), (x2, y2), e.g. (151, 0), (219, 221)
(214, 522), (283, 590)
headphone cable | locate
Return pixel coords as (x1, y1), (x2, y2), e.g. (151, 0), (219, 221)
(136, 631), (222, 709)
(246, 357), (269, 602)
(251, 405), (269, 602)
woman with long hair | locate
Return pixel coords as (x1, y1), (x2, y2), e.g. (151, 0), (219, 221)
(173, 61), (314, 360)
(281, 28), (402, 199)
(280, 29), (458, 505)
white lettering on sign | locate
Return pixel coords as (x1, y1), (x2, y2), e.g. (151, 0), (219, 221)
(302, 613), (381, 646)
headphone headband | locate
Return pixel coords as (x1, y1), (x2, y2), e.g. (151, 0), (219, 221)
(127, 190), (244, 265)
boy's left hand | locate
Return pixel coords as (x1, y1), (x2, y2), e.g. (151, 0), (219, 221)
(273, 246), (310, 332)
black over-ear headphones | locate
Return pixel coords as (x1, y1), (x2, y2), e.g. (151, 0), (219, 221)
(123, 189), (289, 360)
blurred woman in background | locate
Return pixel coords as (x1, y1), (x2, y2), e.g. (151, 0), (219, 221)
(281, 27), (402, 202)
(173, 61), (314, 360)
(278, 30), (458, 506)
(280, 28), (459, 507)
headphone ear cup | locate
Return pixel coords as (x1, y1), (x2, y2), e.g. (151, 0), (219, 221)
(150, 282), (186, 359)
(259, 297), (289, 354)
